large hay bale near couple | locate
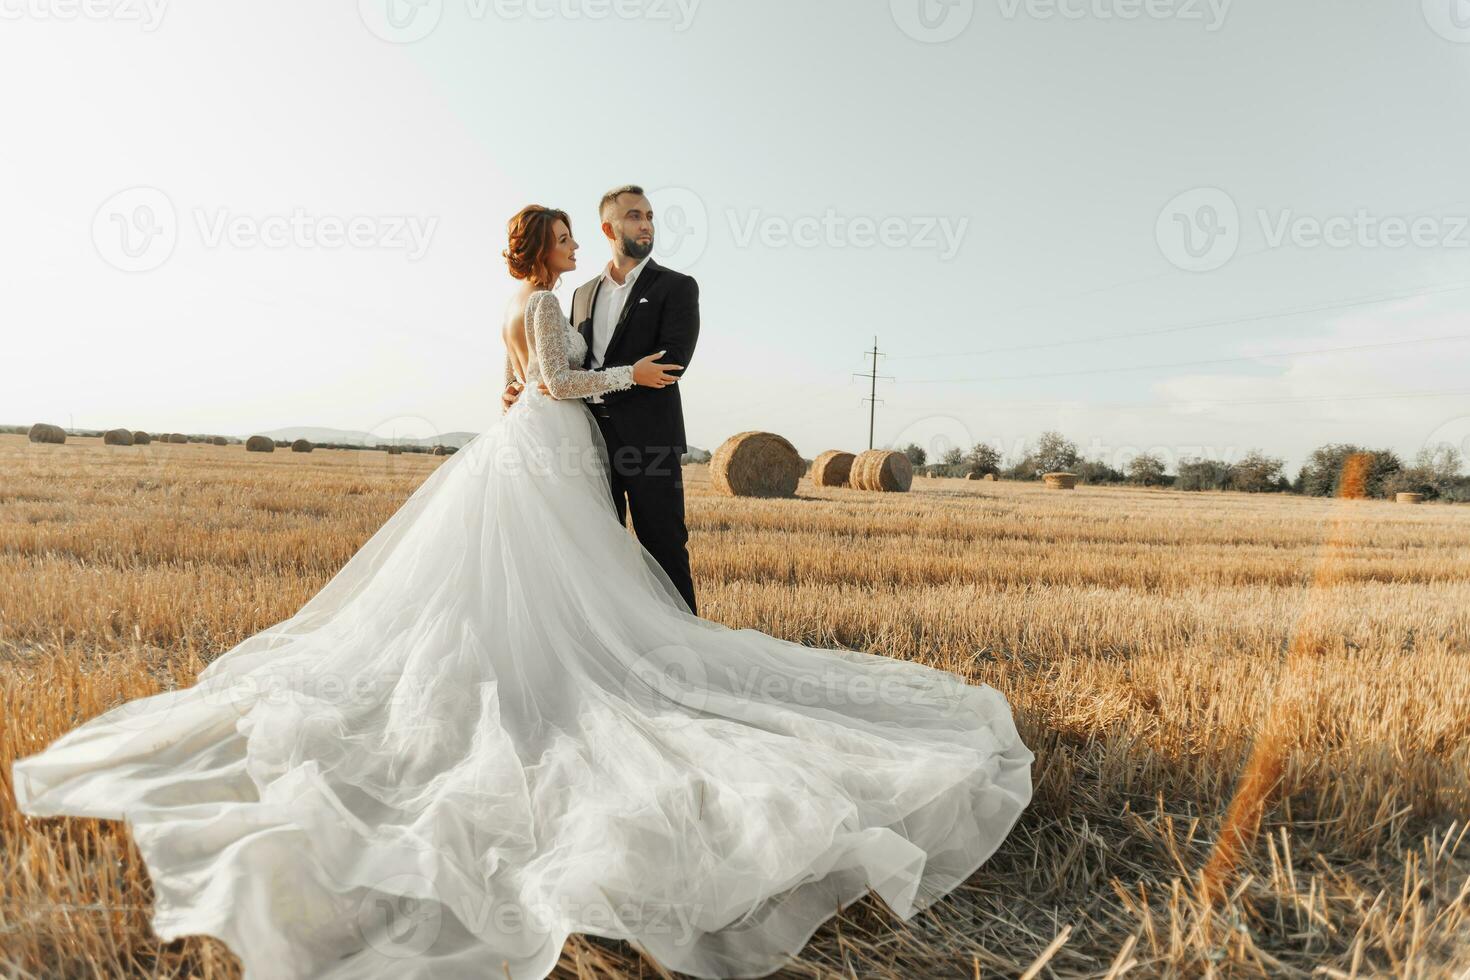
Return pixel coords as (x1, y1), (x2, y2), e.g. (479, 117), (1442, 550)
(711, 431), (806, 498)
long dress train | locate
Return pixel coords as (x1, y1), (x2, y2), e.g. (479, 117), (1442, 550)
(12, 290), (1034, 979)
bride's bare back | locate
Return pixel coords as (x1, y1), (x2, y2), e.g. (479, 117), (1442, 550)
(501, 289), (533, 386)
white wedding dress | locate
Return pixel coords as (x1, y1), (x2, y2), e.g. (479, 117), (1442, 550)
(12, 291), (1034, 979)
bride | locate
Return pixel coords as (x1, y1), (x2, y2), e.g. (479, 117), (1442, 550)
(11, 204), (1035, 980)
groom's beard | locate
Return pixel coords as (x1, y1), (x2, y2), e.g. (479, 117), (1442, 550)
(621, 234), (654, 261)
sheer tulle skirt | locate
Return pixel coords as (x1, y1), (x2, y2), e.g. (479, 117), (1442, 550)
(12, 387), (1034, 979)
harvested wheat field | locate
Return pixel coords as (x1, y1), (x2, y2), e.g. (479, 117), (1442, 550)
(2, 432), (1469, 978)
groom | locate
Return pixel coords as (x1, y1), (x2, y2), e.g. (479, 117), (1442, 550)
(501, 184), (701, 615)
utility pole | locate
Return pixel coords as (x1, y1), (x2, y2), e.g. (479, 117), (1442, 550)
(852, 337), (892, 450)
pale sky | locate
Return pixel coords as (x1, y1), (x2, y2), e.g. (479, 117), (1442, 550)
(3, 0), (1469, 474)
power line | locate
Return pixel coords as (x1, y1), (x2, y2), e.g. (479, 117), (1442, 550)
(903, 333), (1470, 385)
(852, 338), (892, 450)
(1160, 385), (1470, 408)
(887, 277), (1470, 360)
(903, 385), (1470, 410)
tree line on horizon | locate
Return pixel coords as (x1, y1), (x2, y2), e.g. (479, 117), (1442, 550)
(901, 430), (1470, 502)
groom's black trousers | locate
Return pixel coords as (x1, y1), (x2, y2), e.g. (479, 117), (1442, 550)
(591, 411), (698, 616)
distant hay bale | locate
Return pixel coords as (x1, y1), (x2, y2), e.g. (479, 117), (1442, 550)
(850, 450), (913, 493)
(211, 436), (227, 445)
(1396, 492), (1424, 505)
(245, 435), (275, 453)
(1043, 472), (1079, 490)
(291, 439), (314, 453)
(811, 450), (855, 488)
(27, 422), (66, 444)
(983, 473), (998, 481)
(710, 431), (805, 498)
(102, 428), (134, 446)
(432, 445), (447, 456)
(132, 431), (151, 444)
(168, 433), (187, 444)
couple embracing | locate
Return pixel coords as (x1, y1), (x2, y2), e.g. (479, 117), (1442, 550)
(499, 183), (700, 614)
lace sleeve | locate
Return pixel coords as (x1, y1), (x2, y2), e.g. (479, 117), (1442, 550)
(529, 292), (636, 399)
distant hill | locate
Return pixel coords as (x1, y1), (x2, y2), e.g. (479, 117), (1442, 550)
(254, 426), (478, 449)
(254, 429), (712, 460)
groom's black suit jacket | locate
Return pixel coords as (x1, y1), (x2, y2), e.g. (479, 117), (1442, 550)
(569, 259), (699, 457)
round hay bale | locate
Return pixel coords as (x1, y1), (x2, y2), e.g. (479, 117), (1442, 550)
(811, 449), (855, 488)
(27, 422), (66, 444)
(168, 433), (187, 444)
(132, 431), (152, 444)
(1042, 471), (1079, 490)
(850, 450), (913, 493)
(710, 431), (805, 498)
(1396, 492), (1424, 505)
(245, 435), (275, 453)
(103, 428), (134, 446)
(211, 436), (227, 446)
(433, 445), (447, 456)
(291, 438), (314, 453)
(983, 473), (998, 481)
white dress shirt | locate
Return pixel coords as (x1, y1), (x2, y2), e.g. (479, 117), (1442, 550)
(586, 254), (651, 403)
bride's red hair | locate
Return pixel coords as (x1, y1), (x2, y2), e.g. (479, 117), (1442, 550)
(503, 205), (570, 289)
